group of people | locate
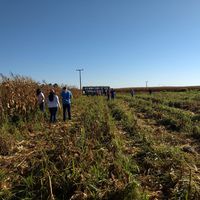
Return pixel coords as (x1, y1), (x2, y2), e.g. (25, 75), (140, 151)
(107, 88), (116, 100)
(36, 87), (73, 123)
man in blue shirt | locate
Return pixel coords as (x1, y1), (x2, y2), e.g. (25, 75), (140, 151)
(61, 87), (73, 121)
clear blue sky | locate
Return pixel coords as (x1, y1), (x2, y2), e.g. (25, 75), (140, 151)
(1, 0), (200, 88)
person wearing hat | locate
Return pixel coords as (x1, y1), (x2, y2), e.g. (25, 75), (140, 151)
(47, 89), (60, 123)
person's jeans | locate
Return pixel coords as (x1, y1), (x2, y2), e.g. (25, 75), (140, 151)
(63, 104), (71, 121)
(49, 107), (58, 122)
(39, 102), (45, 112)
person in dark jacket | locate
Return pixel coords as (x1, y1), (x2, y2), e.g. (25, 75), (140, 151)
(131, 89), (135, 97)
(107, 89), (111, 101)
(111, 89), (116, 100)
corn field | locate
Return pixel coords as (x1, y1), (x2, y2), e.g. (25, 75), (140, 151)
(0, 74), (79, 123)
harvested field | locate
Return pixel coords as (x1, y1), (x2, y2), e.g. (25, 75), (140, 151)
(1, 76), (200, 199)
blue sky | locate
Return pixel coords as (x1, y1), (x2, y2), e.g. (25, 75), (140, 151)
(0, 0), (200, 88)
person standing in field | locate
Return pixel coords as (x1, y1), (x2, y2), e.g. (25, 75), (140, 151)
(36, 89), (45, 112)
(61, 87), (73, 121)
(131, 89), (135, 97)
(47, 89), (60, 123)
(107, 88), (111, 100)
(111, 89), (116, 100)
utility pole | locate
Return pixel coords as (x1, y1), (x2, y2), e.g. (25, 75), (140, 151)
(145, 81), (148, 88)
(76, 68), (84, 94)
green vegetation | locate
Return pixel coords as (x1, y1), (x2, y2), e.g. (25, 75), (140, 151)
(1, 76), (200, 199)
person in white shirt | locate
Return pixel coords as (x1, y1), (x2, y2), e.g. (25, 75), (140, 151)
(36, 89), (45, 112)
(47, 89), (60, 123)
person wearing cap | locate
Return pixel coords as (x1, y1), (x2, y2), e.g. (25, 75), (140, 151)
(61, 87), (73, 121)
(47, 89), (60, 123)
